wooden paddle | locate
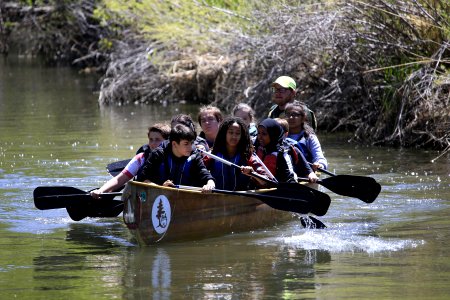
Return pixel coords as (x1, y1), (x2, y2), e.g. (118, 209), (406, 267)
(106, 159), (131, 176)
(298, 163), (381, 203)
(33, 186), (123, 221)
(198, 149), (331, 217)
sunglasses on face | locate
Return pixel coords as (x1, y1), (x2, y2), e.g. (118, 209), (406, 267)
(285, 112), (303, 118)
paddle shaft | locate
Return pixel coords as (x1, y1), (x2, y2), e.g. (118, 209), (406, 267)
(308, 162), (335, 176)
(37, 192), (122, 199)
(199, 149), (277, 186)
(177, 185), (308, 203)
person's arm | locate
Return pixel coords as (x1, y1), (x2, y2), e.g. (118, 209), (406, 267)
(307, 134), (328, 170)
(90, 172), (131, 199)
(91, 154), (146, 199)
(293, 147), (317, 183)
(241, 154), (270, 187)
(276, 151), (297, 183)
(191, 153), (216, 192)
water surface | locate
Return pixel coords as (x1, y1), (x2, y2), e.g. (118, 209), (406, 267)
(0, 57), (449, 299)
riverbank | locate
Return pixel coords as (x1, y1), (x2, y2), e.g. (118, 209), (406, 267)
(1, 0), (448, 151)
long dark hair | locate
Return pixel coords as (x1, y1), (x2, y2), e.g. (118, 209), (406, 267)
(212, 117), (253, 160)
(285, 100), (315, 137)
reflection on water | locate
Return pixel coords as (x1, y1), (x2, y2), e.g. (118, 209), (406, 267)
(123, 237), (331, 299)
(0, 58), (449, 299)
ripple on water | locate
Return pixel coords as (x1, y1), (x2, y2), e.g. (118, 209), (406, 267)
(280, 229), (425, 254)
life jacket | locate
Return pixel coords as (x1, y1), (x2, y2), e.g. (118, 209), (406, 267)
(157, 152), (195, 185)
(285, 134), (312, 163)
(256, 146), (295, 182)
(283, 138), (312, 177)
(208, 153), (250, 191)
(135, 145), (154, 179)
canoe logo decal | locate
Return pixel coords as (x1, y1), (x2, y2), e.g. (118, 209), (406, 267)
(152, 195), (171, 235)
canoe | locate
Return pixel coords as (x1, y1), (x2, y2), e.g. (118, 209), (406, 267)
(122, 181), (294, 245)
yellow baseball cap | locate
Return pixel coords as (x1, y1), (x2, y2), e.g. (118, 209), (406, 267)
(271, 76), (296, 90)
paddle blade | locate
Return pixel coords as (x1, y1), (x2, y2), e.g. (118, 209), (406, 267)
(321, 175), (381, 203)
(106, 159), (131, 176)
(264, 183), (331, 216)
(34, 186), (89, 210)
(254, 192), (312, 214)
(300, 216), (327, 229)
(66, 200), (124, 221)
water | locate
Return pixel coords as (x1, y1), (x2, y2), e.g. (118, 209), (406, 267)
(0, 57), (449, 299)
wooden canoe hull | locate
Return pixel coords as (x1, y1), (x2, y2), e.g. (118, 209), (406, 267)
(122, 181), (294, 245)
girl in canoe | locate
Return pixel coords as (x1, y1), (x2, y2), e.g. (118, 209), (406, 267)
(197, 105), (223, 149)
(274, 118), (319, 182)
(255, 118), (305, 183)
(203, 117), (270, 190)
(284, 100), (328, 171)
(232, 103), (257, 142)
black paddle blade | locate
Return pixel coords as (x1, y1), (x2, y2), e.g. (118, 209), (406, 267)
(67, 200), (124, 221)
(300, 216), (327, 229)
(320, 175), (381, 203)
(106, 159), (131, 176)
(34, 186), (89, 210)
(264, 183), (331, 216)
(255, 193), (312, 215)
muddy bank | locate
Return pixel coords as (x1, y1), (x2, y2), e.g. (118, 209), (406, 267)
(2, 1), (448, 151)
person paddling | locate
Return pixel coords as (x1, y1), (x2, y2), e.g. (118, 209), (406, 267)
(254, 118), (297, 183)
(274, 118), (318, 182)
(284, 100), (327, 171)
(139, 124), (216, 193)
(90, 122), (170, 199)
(204, 117), (270, 190)
(91, 115), (209, 199)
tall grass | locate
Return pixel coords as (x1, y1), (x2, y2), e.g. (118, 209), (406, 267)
(342, 0), (449, 149)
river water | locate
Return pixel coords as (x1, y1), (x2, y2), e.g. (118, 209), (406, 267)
(0, 57), (449, 299)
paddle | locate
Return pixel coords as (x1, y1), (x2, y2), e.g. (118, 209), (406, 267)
(33, 186), (123, 221)
(198, 149), (331, 216)
(300, 216), (327, 229)
(300, 163), (381, 203)
(106, 159), (131, 176)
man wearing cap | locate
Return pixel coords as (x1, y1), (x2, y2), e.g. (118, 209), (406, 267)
(268, 76), (297, 119)
(268, 76), (317, 130)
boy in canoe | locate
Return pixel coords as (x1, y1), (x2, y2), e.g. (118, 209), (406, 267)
(91, 117), (211, 199)
(135, 123), (171, 154)
(139, 123), (216, 193)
